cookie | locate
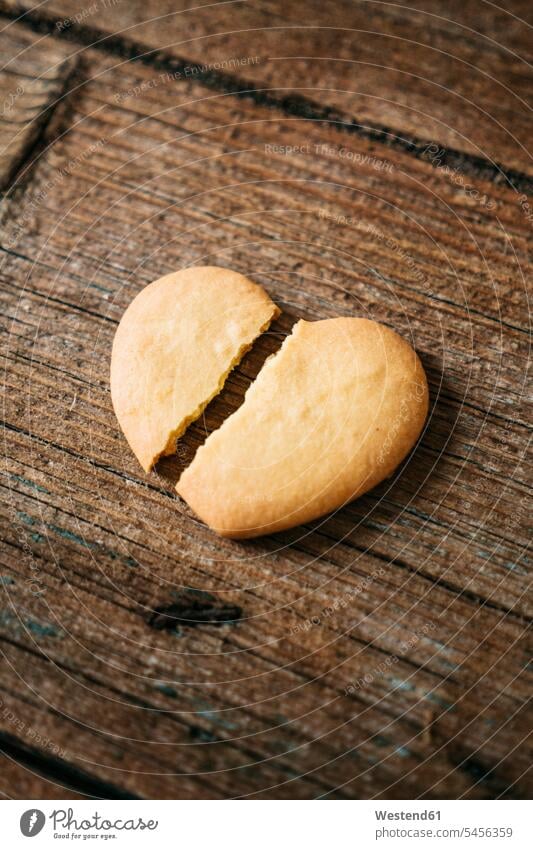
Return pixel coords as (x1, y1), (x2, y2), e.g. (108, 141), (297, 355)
(110, 266), (280, 472)
(177, 317), (428, 538)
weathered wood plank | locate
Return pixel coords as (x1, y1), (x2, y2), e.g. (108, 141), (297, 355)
(1, 49), (530, 329)
(1, 348), (531, 797)
(0, 21), (76, 189)
(1, 540), (530, 799)
(0, 0), (531, 174)
(0, 24), (530, 799)
(0, 749), (85, 798)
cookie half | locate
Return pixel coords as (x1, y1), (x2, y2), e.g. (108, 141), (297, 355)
(177, 318), (428, 538)
(111, 266), (280, 472)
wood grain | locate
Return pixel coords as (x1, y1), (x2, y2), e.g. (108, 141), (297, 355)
(0, 21), (76, 189)
(0, 16), (531, 799)
(0, 747), (85, 799)
(0, 0), (532, 174)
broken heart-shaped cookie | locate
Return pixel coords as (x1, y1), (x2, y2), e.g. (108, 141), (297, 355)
(111, 268), (428, 538)
(177, 317), (428, 537)
(110, 266), (280, 472)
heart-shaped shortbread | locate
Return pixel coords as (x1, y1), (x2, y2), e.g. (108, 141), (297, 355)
(177, 317), (428, 538)
(110, 267), (279, 472)
(111, 269), (428, 538)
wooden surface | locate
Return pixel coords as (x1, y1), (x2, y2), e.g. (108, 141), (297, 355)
(0, 1), (531, 799)
(0, 19), (75, 188)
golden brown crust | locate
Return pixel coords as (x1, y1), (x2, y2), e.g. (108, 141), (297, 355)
(176, 318), (429, 538)
(110, 266), (280, 472)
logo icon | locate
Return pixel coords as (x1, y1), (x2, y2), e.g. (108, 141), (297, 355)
(20, 810), (45, 837)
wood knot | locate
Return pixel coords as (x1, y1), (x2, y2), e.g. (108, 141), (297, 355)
(146, 588), (242, 630)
